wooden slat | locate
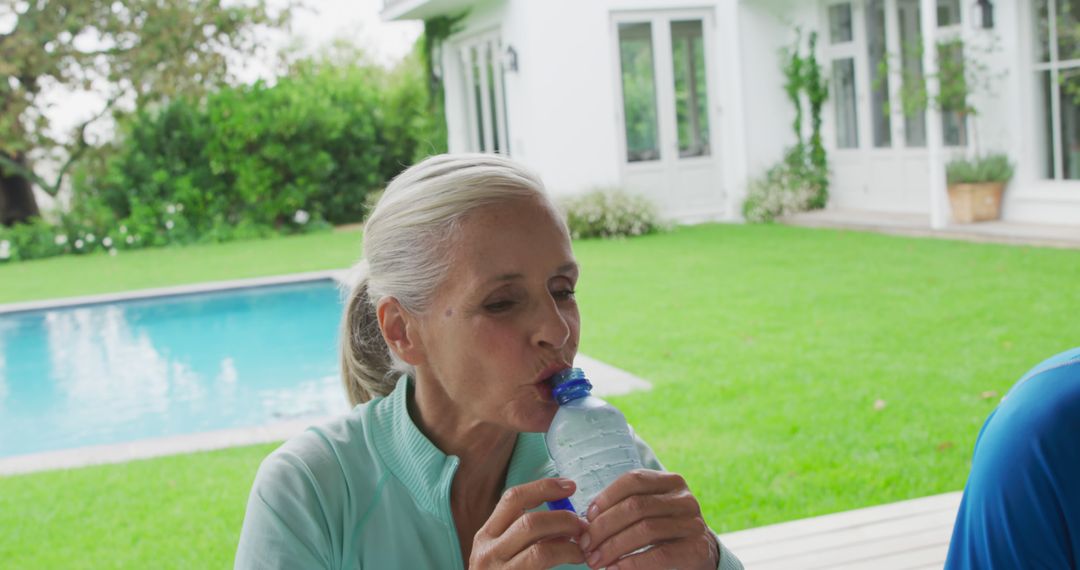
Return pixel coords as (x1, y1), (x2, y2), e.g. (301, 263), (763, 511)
(719, 492), (962, 569)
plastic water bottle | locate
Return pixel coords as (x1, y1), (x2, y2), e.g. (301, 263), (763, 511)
(545, 368), (643, 514)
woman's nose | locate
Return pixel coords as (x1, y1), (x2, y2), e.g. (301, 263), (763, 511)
(532, 297), (570, 350)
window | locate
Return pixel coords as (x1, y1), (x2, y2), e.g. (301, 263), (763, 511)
(1035, 0), (1080, 179)
(618, 22), (661, 162)
(830, 4), (854, 44)
(937, 0), (962, 27)
(897, 0), (926, 146)
(834, 58), (859, 149)
(866, 0), (891, 147)
(893, 0), (967, 148)
(460, 35), (510, 154)
(671, 20), (711, 157)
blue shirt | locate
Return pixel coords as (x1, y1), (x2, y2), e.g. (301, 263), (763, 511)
(945, 347), (1080, 569)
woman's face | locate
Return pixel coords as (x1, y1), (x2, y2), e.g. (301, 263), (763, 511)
(412, 195), (580, 433)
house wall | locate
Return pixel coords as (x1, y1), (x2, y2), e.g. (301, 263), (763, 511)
(809, 0), (1080, 224)
(433, 0), (1080, 225)
(443, 0), (764, 221)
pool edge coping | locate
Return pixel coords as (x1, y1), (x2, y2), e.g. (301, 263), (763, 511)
(0, 268), (352, 315)
(0, 416), (336, 476)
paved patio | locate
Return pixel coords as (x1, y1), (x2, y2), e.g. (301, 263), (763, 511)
(719, 492), (963, 570)
(781, 209), (1080, 249)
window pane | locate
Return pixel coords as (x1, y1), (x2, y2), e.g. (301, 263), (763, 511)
(618, 22), (660, 162)
(867, 0), (891, 147)
(898, 0), (926, 147)
(1060, 69), (1080, 179)
(671, 20), (711, 158)
(938, 40), (968, 146)
(1057, 0), (1080, 62)
(470, 46), (485, 151)
(1038, 70), (1055, 178)
(833, 58), (859, 148)
(829, 4), (853, 44)
(937, 0), (961, 26)
(1036, 0), (1051, 63)
(485, 43), (502, 153)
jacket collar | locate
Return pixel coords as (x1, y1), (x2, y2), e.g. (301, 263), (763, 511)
(368, 376), (559, 519)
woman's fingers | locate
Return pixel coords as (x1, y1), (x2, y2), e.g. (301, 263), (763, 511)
(579, 469), (718, 570)
(584, 515), (709, 569)
(595, 534), (720, 570)
(506, 536), (589, 569)
(587, 469), (689, 520)
(482, 477), (576, 537)
(472, 478), (589, 569)
(582, 470), (698, 547)
(501, 510), (588, 557)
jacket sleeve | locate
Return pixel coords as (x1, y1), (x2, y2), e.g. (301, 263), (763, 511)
(234, 449), (336, 570)
(629, 427), (744, 570)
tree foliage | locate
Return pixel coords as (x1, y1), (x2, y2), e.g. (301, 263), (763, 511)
(0, 0), (288, 225)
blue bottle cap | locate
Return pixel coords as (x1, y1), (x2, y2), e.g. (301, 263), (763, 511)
(550, 367), (587, 387)
(550, 368), (592, 404)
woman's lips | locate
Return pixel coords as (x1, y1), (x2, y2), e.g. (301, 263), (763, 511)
(535, 381), (555, 401)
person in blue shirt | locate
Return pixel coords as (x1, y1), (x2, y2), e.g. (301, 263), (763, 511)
(945, 347), (1080, 569)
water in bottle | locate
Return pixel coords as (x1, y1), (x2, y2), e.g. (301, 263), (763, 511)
(545, 368), (642, 514)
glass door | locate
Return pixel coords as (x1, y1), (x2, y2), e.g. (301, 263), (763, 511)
(613, 11), (723, 219)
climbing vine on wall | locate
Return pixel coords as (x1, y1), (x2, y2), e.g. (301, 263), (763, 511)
(420, 12), (469, 153)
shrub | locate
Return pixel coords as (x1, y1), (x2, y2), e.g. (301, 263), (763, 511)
(69, 50), (438, 245)
(946, 153), (1014, 184)
(561, 189), (665, 239)
(743, 146), (824, 223)
(0, 219), (68, 262)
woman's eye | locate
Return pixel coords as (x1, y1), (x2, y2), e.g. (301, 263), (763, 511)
(484, 300), (516, 313)
(553, 289), (576, 301)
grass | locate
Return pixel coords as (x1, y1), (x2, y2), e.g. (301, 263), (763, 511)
(2, 223), (1079, 567)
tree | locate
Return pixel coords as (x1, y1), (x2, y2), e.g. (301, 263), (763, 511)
(0, 0), (290, 226)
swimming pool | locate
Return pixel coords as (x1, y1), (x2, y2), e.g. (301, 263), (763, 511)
(0, 280), (348, 459)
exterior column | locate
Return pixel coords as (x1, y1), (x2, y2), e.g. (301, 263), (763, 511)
(920, 0), (947, 228)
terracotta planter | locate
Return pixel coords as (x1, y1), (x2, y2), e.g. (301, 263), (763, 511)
(946, 182), (1005, 224)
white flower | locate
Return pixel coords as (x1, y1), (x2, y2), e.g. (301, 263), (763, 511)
(75, 239), (84, 249)
(166, 204), (177, 215)
(126, 235), (135, 245)
(119, 225), (128, 234)
(109, 248), (118, 256)
(165, 220), (175, 230)
(102, 237), (113, 247)
(54, 234), (68, 245)
(86, 233), (96, 243)
(293, 209), (310, 225)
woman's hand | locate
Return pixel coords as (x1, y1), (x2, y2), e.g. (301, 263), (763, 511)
(470, 477), (589, 569)
(579, 469), (719, 570)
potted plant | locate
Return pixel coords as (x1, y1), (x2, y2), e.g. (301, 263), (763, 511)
(945, 154), (1014, 223)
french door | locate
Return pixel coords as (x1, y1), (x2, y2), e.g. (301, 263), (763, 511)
(612, 10), (724, 219)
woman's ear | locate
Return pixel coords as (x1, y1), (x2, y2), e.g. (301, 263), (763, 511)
(377, 297), (426, 366)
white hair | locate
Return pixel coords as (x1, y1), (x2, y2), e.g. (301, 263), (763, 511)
(340, 153), (565, 405)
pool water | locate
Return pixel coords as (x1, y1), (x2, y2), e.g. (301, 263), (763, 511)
(0, 280), (348, 458)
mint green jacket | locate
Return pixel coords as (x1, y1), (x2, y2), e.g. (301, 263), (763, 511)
(235, 378), (742, 569)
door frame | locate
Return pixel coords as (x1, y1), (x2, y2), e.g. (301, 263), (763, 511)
(609, 8), (725, 219)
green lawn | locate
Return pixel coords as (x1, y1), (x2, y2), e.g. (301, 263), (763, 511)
(2, 223), (1079, 567)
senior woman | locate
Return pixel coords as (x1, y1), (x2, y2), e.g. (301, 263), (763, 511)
(235, 154), (742, 570)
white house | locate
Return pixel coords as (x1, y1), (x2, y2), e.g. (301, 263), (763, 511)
(382, 0), (1080, 226)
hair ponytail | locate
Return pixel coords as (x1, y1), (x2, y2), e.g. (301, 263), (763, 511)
(340, 266), (396, 405)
